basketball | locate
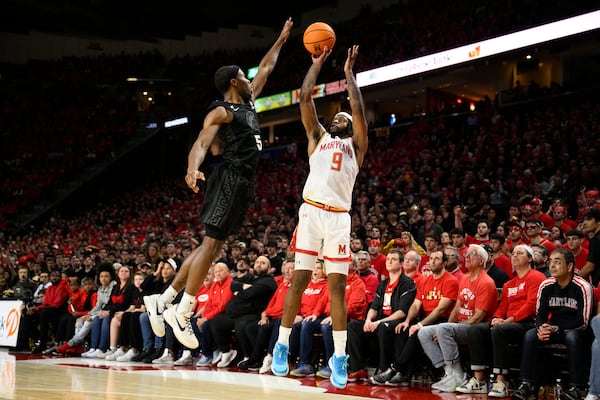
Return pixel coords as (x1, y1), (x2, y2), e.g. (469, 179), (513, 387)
(303, 22), (336, 56)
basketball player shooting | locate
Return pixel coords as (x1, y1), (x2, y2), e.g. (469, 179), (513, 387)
(271, 44), (368, 389)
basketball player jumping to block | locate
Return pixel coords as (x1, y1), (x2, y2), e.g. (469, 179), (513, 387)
(271, 44), (368, 389)
(143, 18), (293, 350)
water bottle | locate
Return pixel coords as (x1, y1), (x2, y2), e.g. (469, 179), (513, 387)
(488, 373), (495, 391)
(555, 378), (562, 399)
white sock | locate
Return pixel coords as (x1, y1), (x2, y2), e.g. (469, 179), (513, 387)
(332, 330), (347, 357)
(450, 362), (463, 377)
(277, 326), (292, 346)
(444, 364), (453, 377)
(176, 292), (195, 314)
(159, 286), (178, 306)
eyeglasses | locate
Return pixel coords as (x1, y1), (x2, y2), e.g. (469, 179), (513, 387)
(464, 252), (480, 257)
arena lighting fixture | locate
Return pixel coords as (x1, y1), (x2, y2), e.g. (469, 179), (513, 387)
(164, 117), (188, 128)
(254, 9), (600, 113)
(356, 9), (600, 87)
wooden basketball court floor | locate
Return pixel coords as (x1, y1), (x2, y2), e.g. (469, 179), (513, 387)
(0, 350), (461, 400)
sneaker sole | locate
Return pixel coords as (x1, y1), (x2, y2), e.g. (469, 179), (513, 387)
(143, 295), (166, 337)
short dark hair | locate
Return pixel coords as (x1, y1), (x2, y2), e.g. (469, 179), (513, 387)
(582, 207), (600, 221)
(489, 233), (505, 244)
(214, 65), (241, 94)
(565, 229), (584, 238)
(450, 228), (465, 237)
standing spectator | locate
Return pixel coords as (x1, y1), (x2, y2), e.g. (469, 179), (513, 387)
(580, 208), (600, 286)
(368, 239), (387, 280)
(564, 229), (589, 274)
(489, 233), (513, 277)
(416, 208), (444, 248)
(511, 248), (594, 400)
(525, 219), (557, 255)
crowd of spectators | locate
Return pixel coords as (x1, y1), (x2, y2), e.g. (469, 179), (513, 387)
(0, 2), (599, 393)
(1, 0), (598, 229)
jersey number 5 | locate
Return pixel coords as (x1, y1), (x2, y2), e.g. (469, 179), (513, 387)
(331, 152), (342, 171)
(254, 134), (263, 151)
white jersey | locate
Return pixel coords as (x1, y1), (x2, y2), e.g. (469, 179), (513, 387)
(302, 133), (358, 211)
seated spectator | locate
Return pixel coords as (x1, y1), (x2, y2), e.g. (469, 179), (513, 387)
(587, 290), (600, 400)
(481, 244), (510, 290)
(210, 256), (277, 368)
(312, 261), (367, 379)
(371, 250), (458, 386)
(241, 259), (295, 372)
(27, 270), (70, 353)
(138, 258), (178, 363)
(531, 243), (550, 277)
(52, 276), (94, 350)
(105, 270), (145, 361)
(55, 265), (116, 354)
(457, 245), (546, 396)
(511, 248), (595, 400)
(355, 251), (378, 306)
(418, 244), (498, 393)
(82, 264), (136, 358)
(443, 246), (465, 282)
(346, 249), (416, 382)
(195, 263), (233, 366)
(525, 219), (557, 256)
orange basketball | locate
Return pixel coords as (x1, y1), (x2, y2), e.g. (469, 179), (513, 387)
(303, 22), (336, 56)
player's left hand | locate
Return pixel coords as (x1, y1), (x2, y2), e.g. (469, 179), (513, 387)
(185, 170), (205, 193)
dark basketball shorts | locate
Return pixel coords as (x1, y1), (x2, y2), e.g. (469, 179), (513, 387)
(199, 166), (252, 241)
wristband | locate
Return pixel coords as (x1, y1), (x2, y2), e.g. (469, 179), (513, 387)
(417, 322), (424, 328)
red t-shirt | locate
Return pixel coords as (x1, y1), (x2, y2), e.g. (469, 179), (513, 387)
(456, 271), (498, 322)
(493, 253), (513, 278)
(416, 272), (459, 319)
(382, 278), (400, 316)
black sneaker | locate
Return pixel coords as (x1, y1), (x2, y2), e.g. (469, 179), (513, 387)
(237, 358), (251, 371)
(132, 348), (152, 362)
(143, 347), (163, 364)
(387, 371), (411, 387)
(511, 382), (537, 400)
(247, 359), (263, 371)
(560, 386), (586, 400)
(369, 367), (396, 386)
